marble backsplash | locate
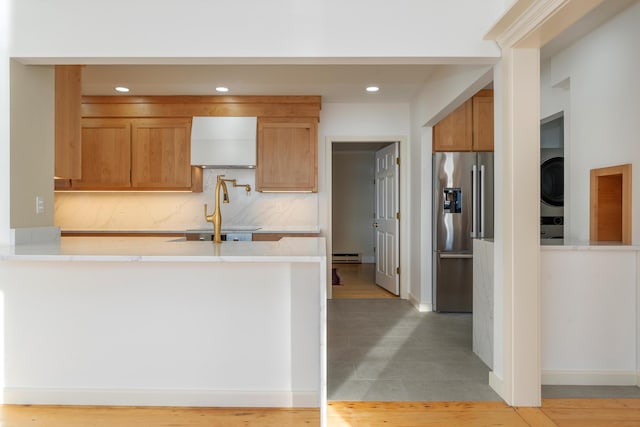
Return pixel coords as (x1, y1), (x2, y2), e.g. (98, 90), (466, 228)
(54, 169), (319, 231)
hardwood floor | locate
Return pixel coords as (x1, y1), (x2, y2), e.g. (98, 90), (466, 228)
(2, 400), (640, 426)
(0, 405), (320, 426)
(331, 263), (398, 299)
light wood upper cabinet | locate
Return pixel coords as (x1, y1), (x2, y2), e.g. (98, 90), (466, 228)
(72, 118), (132, 189)
(131, 118), (192, 189)
(55, 96), (321, 192)
(55, 65), (82, 179)
(433, 90), (494, 152)
(256, 118), (318, 192)
(472, 90), (494, 152)
(433, 100), (473, 152)
(65, 118), (200, 191)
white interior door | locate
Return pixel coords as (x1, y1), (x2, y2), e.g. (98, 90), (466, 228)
(374, 143), (399, 295)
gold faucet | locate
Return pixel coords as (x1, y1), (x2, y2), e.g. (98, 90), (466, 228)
(204, 174), (251, 243)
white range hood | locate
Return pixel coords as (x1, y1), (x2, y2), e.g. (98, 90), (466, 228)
(190, 116), (257, 168)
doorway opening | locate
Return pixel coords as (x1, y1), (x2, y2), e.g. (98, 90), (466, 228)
(331, 141), (399, 299)
(327, 138), (499, 403)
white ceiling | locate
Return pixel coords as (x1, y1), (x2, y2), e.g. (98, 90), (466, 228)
(82, 64), (444, 103)
(80, 1), (638, 104)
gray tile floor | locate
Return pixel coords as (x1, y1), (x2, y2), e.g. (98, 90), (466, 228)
(328, 298), (640, 402)
(328, 298), (502, 401)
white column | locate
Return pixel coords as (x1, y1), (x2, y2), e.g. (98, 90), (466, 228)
(0, 0), (10, 245)
(499, 47), (541, 406)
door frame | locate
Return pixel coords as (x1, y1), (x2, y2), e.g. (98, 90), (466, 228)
(325, 136), (408, 300)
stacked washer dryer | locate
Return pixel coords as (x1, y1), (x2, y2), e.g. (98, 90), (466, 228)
(540, 115), (564, 242)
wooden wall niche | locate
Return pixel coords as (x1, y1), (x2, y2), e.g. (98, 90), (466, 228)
(590, 164), (632, 244)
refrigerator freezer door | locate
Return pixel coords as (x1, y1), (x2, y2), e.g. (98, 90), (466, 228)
(434, 252), (473, 312)
(477, 152), (494, 239)
(433, 152), (478, 252)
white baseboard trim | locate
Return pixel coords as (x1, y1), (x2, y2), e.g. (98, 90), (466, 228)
(542, 370), (639, 386)
(11, 226), (60, 245)
(408, 293), (432, 312)
(489, 371), (506, 400)
(3, 388), (319, 408)
(361, 256), (375, 264)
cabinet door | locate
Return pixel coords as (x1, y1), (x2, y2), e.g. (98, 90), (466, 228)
(256, 118), (318, 192)
(433, 99), (472, 152)
(72, 118), (132, 189)
(131, 118), (192, 189)
(472, 92), (494, 152)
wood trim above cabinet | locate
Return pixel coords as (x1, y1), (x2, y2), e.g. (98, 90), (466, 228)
(81, 96), (322, 119)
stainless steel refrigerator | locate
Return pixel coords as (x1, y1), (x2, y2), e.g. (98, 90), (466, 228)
(432, 152), (494, 312)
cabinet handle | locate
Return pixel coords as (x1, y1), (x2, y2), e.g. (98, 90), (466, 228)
(439, 253), (473, 259)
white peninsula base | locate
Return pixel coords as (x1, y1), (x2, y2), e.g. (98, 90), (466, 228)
(0, 237), (326, 421)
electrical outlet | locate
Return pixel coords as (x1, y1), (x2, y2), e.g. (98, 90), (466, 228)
(35, 196), (44, 214)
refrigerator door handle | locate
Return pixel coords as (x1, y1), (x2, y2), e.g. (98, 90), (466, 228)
(471, 165), (477, 238)
(439, 253), (473, 259)
(479, 164), (485, 238)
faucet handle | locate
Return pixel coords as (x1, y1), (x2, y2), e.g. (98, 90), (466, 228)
(204, 203), (213, 222)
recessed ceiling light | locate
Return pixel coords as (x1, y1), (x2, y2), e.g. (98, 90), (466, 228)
(115, 86), (130, 93)
(366, 86), (380, 93)
(216, 86), (229, 93)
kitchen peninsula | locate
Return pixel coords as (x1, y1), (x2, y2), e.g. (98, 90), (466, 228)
(0, 236), (326, 423)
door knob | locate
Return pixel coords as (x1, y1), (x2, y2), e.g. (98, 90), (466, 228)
(373, 222), (379, 228)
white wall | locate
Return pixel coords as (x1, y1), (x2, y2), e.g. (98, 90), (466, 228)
(319, 102), (410, 296)
(541, 248), (638, 385)
(320, 103), (411, 137)
(543, 1), (640, 244)
(332, 150), (375, 261)
(10, 0), (503, 62)
(0, 0), (11, 245)
(55, 169), (318, 232)
(0, 1), (509, 247)
(10, 61), (55, 228)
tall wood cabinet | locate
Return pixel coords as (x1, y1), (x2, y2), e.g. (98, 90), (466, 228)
(54, 65), (82, 179)
(62, 118), (199, 191)
(433, 89), (494, 152)
(472, 92), (494, 152)
(256, 117), (318, 192)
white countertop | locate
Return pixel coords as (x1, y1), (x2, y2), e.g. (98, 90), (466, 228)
(61, 228), (320, 234)
(0, 236), (327, 262)
(540, 239), (640, 251)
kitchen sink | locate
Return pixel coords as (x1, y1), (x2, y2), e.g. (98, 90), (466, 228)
(184, 230), (255, 241)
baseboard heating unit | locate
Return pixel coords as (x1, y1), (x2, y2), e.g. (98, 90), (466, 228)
(332, 253), (361, 264)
